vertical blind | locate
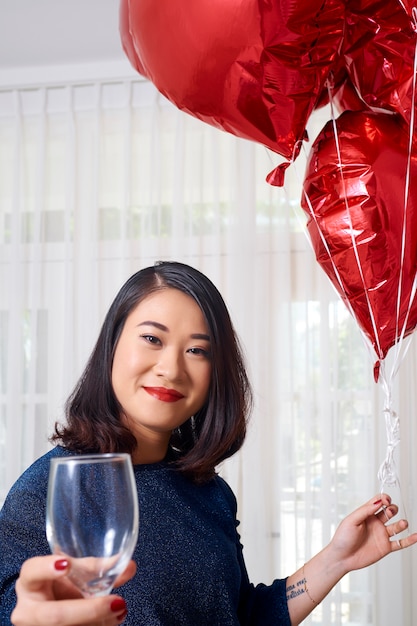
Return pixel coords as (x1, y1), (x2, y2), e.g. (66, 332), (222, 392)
(1, 72), (416, 625)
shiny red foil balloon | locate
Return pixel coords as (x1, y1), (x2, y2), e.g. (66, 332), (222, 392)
(302, 111), (417, 363)
(335, 0), (417, 121)
(315, 54), (366, 115)
(120, 0), (344, 162)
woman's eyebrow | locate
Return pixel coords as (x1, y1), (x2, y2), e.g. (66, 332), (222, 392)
(191, 333), (211, 341)
(138, 320), (168, 331)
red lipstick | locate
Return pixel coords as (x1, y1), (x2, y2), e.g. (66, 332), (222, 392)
(143, 387), (185, 402)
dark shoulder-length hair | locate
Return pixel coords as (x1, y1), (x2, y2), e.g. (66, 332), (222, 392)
(52, 261), (252, 482)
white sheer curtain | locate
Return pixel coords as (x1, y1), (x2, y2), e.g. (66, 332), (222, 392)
(1, 67), (416, 625)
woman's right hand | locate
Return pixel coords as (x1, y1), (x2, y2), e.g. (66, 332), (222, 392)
(11, 555), (136, 626)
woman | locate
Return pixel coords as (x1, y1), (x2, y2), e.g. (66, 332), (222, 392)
(1, 261), (416, 626)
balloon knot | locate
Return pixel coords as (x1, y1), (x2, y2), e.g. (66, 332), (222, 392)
(266, 162), (290, 187)
(373, 360), (381, 383)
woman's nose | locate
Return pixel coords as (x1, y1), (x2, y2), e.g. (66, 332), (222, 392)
(154, 348), (183, 381)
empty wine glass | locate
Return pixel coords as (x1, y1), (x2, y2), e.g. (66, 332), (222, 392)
(46, 453), (139, 597)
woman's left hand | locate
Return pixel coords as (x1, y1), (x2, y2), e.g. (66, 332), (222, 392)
(286, 493), (417, 626)
(330, 493), (417, 574)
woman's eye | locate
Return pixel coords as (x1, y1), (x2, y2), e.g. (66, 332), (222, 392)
(141, 334), (161, 345)
(188, 346), (210, 358)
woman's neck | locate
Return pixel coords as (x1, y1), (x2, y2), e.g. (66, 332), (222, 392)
(130, 433), (170, 465)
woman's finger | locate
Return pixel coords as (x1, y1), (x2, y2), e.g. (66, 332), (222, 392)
(375, 503), (399, 524)
(390, 529), (417, 552)
(346, 494), (393, 526)
(17, 556), (73, 595)
(12, 595), (127, 626)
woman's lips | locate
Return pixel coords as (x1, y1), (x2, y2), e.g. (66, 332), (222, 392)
(143, 387), (185, 402)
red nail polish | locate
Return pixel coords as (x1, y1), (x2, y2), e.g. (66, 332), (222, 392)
(54, 559), (69, 571)
(111, 598), (127, 613)
(373, 499), (382, 505)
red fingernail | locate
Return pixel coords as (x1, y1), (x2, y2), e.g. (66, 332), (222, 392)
(111, 598), (127, 613)
(54, 559), (69, 571)
(373, 499), (382, 505)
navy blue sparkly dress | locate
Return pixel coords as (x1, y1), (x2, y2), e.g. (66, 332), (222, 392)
(0, 447), (290, 625)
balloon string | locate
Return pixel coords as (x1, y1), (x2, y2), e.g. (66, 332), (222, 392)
(376, 363), (400, 489)
(299, 188), (355, 315)
(390, 8), (417, 382)
(295, 170), (377, 364)
(327, 82), (406, 495)
(291, 129), (367, 340)
(377, 362), (410, 535)
(295, 82), (376, 358)
(327, 83), (383, 360)
(396, 0), (410, 15)
(390, 273), (417, 385)
(375, 7), (417, 505)
(377, 407), (401, 489)
(376, 388), (408, 538)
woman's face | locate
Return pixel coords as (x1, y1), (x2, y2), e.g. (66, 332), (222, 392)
(111, 288), (212, 457)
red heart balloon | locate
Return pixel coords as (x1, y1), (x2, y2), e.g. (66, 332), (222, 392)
(119, 0), (146, 76)
(315, 54), (366, 114)
(302, 111), (417, 363)
(120, 0), (344, 162)
(336, 0), (417, 121)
